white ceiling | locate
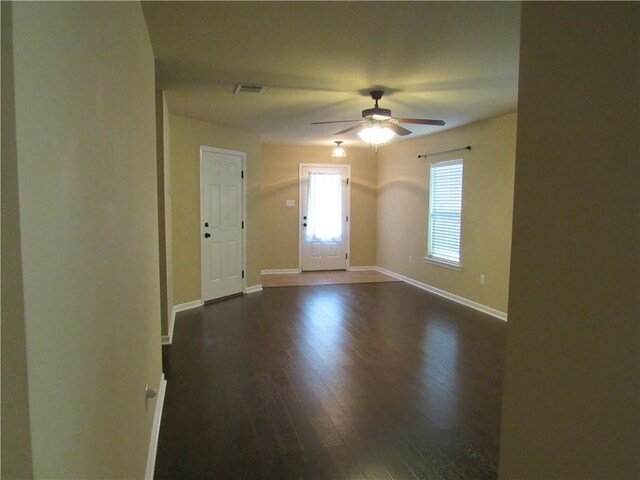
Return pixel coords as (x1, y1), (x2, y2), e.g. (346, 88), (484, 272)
(142, 1), (521, 147)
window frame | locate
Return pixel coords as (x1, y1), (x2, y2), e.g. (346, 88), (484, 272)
(425, 158), (464, 270)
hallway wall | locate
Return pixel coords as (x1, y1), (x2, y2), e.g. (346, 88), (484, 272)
(169, 114), (262, 304)
(377, 113), (517, 314)
(500, 2), (639, 477)
(261, 144), (377, 270)
(3, 3), (163, 477)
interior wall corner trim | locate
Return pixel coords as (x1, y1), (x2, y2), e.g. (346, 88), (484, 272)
(376, 266), (508, 322)
(162, 306), (179, 345)
(163, 299), (204, 345)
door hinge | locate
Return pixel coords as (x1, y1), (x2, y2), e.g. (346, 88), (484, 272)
(242, 221), (244, 229)
(346, 215), (349, 222)
(241, 170), (244, 179)
(242, 270), (245, 278)
(345, 253), (348, 259)
(346, 178), (349, 185)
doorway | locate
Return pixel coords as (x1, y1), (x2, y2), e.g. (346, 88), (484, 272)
(200, 146), (245, 302)
(299, 164), (350, 271)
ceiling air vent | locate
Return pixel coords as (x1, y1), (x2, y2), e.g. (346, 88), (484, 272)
(234, 84), (266, 95)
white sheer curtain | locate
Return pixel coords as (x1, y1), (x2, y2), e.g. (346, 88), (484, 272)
(306, 173), (342, 240)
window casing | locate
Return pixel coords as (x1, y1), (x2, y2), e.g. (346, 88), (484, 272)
(427, 159), (463, 268)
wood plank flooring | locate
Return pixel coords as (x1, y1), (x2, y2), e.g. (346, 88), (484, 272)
(262, 270), (401, 288)
(156, 282), (507, 479)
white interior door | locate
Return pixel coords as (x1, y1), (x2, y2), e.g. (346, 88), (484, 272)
(201, 147), (244, 301)
(300, 164), (350, 271)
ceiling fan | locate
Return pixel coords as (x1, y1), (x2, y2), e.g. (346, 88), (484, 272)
(312, 90), (445, 141)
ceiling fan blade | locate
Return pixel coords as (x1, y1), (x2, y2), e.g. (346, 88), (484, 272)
(386, 123), (412, 136)
(335, 124), (363, 135)
(395, 118), (446, 126)
(311, 120), (360, 125)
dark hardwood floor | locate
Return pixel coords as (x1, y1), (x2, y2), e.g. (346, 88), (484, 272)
(155, 282), (507, 479)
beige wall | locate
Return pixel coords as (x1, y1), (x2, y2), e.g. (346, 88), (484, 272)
(169, 114), (262, 304)
(499, 3), (639, 478)
(5, 2), (163, 477)
(1, 2), (34, 477)
(261, 144), (377, 270)
(377, 113), (517, 314)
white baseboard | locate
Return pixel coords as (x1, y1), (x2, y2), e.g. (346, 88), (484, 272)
(145, 373), (167, 480)
(161, 308), (177, 345)
(162, 299), (203, 345)
(348, 266), (378, 272)
(376, 266), (508, 322)
(261, 268), (301, 275)
(174, 299), (204, 313)
(245, 284), (263, 294)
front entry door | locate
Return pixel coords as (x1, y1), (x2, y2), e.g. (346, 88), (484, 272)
(201, 147), (244, 302)
(300, 164), (350, 271)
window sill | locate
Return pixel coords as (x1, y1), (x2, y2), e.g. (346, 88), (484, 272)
(423, 256), (462, 271)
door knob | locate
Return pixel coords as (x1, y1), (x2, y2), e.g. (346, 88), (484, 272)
(204, 222), (209, 227)
(204, 233), (211, 238)
(303, 223), (307, 227)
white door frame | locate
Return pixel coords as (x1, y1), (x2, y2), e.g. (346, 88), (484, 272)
(298, 163), (351, 271)
(200, 145), (247, 300)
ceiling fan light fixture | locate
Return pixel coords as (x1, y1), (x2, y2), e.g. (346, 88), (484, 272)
(331, 141), (347, 157)
(312, 89), (444, 143)
(357, 125), (396, 145)
(362, 107), (391, 121)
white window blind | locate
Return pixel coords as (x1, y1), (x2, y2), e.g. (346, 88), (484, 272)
(428, 159), (463, 265)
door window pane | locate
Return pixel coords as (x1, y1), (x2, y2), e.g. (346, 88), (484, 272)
(306, 173), (342, 240)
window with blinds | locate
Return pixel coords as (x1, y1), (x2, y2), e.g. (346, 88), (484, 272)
(428, 159), (463, 267)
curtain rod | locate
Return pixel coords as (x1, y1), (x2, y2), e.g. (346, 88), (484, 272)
(418, 145), (471, 159)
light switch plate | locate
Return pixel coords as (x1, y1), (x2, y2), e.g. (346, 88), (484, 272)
(286, 199), (295, 207)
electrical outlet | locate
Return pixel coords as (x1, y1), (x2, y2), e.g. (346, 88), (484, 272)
(480, 274), (485, 285)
